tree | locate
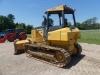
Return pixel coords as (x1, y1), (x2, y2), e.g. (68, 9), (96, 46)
(82, 17), (98, 29)
(42, 18), (54, 26)
(68, 22), (72, 27)
(0, 16), (5, 31)
(0, 15), (15, 31)
(16, 23), (26, 29)
(7, 14), (15, 23)
(0, 14), (34, 33)
(76, 22), (82, 29)
(15, 23), (33, 34)
(26, 25), (33, 34)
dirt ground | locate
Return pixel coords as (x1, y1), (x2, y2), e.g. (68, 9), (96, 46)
(0, 42), (100, 75)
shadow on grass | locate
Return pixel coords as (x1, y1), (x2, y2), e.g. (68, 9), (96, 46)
(63, 54), (85, 69)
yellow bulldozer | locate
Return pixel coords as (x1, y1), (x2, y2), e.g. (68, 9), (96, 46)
(14, 5), (82, 67)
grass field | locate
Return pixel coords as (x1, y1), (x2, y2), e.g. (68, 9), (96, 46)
(27, 30), (100, 45)
(78, 30), (100, 45)
(27, 34), (31, 38)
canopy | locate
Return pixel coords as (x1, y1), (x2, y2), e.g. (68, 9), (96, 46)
(45, 5), (75, 14)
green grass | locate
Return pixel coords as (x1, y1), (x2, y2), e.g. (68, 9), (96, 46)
(78, 30), (100, 45)
(27, 34), (31, 38)
(27, 30), (100, 45)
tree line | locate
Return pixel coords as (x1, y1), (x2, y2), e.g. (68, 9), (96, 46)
(0, 14), (33, 34)
(76, 17), (100, 30)
(0, 14), (100, 34)
(41, 16), (100, 30)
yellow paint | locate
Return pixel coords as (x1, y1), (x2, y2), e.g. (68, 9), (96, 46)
(31, 29), (43, 43)
(46, 5), (64, 12)
(15, 40), (30, 50)
(16, 44), (25, 50)
(47, 27), (80, 54)
(14, 5), (81, 55)
(14, 27), (80, 55)
(48, 30), (60, 40)
(45, 5), (74, 13)
(16, 40), (29, 44)
(48, 27), (79, 42)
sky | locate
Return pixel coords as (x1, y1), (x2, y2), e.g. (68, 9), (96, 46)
(0, 0), (100, 27)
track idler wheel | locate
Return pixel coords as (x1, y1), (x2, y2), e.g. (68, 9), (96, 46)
(54, 49), (71, 67)
(55, 51), (66, 63)
(74, 43), (82, 56)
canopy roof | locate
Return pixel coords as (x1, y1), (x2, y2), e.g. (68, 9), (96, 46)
(45, 5), (75, 14)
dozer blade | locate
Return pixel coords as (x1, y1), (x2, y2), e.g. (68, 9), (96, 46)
(14, 39), (32, 55)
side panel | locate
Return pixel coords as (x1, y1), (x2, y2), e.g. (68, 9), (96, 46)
(47, 27), (81, 54)
(48, 30), (61, 40)
(31, 29), (43, 43)
(60, 29), (69, 41)
(31, 30), (35, 43)
(48, 28), (71, 41)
